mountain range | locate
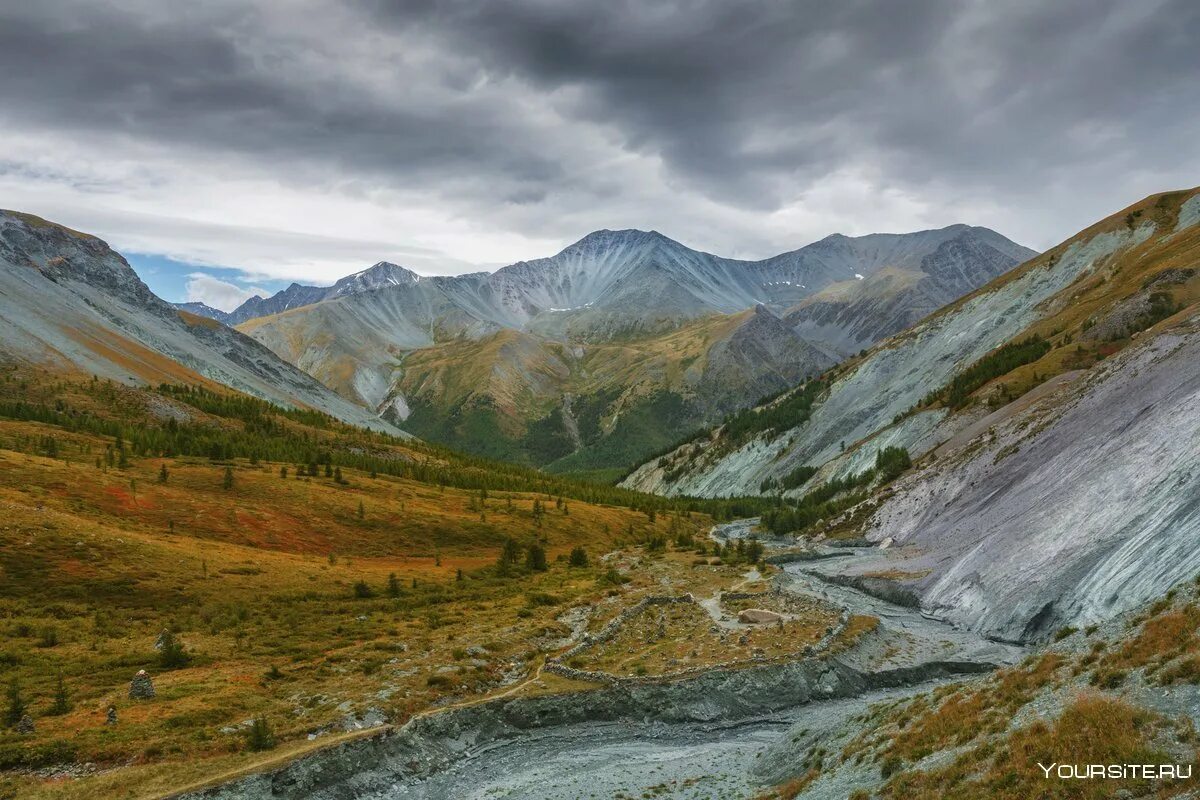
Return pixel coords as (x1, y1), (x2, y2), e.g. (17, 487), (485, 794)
(215, 225), (1032, 474)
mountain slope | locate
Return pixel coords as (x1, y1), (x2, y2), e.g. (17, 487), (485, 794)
(0, 210), (400, 433)
(236, 225), (1029, 472)
(625, 188), (1199, 498)
(784, 227), (1035, 355)
(388, 307), (836, 472)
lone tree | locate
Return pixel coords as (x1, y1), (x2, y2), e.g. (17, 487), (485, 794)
(4, 680), (24, 728)
(158, 463), (169, 483)
(49, 671), (70, 716)
(222, 466), (234, 490)
(387, 572), (401, 598)
(353, 580), (374, 599)
(569, 546), (589, 568)
(246, 716), (276, 751)
(158, 630), (191, 669)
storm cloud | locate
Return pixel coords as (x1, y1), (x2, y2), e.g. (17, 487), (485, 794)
(1, 0), (1197, 288)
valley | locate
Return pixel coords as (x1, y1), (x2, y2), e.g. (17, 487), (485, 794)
(2, 189), (1199, 800)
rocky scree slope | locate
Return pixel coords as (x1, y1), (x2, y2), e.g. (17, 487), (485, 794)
(0, 210), (401, 433)
(851, 316), (1200, 643)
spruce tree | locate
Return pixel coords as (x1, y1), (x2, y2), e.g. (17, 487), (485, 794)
(525, 543), (548, 572)
(49, 672), (70, 716)
(222, 466), (234, 490)
(387, 572), (401, 598)
(158, 630), (191, 669)
(246, 716), (276, 751)
(4, 680), (24, 728)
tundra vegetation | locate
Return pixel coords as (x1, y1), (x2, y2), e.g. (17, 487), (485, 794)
(0, 368), (792, 800)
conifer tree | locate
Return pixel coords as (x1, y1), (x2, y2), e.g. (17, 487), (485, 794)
(4, 679), (24, 728)
(222, 466), (234, 490)
(246, 716), (275, 751)
(49, 671), (70, 716)
(525, 543), (548, 572)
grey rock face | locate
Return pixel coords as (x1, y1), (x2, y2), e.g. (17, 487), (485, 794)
(864, 322), (1200, 642)
(785, 227), (1035, 356)
(223, 262), (421, 326)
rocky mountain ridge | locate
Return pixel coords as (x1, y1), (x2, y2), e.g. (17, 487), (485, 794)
(0, 210), (402, 433)
(233, 225), (1031, 470)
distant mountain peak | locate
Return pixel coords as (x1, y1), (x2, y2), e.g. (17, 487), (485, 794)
(329, 261), (420, 297)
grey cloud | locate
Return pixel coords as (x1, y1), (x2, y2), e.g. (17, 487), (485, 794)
(1, 0), (1198, 263)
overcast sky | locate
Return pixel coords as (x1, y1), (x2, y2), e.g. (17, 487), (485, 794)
(2, 1), (1198, 310)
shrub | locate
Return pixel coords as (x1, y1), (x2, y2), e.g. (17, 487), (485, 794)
(568, 546), (589, 567)
(1054, 625), (1077, 641)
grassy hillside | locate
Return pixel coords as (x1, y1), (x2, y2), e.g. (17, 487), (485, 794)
(0, 367), (776, 799)
(396, 310), (821, 475)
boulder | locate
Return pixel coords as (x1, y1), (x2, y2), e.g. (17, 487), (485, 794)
(129, 670), (155, 700)
(16, 714), (34, 734)
(738, 608), (784, 625)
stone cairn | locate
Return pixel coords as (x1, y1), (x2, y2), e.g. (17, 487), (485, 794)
(106, 706), (118, 725)
(16, 714), (34, 734)
(129, 670), (155, 700)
